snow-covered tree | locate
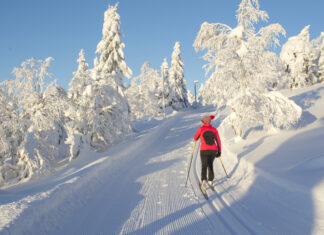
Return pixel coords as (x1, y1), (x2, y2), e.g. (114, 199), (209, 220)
(221, 90), (302, 138)
(95, 3), (132, 92)
(79, 3), (133, 151)
(66, 49), (94, 160)
(158, 58), (172, 113)
(169, 41), (189, 110)
(89, 71), (132, 151)
(0, 58), (73, 186)
(280, 25), (320, 88)
(186, 90), (195, 105)
(0, 2), (135, 186)
(21, 83), (71, 168)
(68, 49), (91, 102)
(0, 85), (29, 186)
(317, 32), (324, 82)
(126, 62), (161, 119)
(194, 0), (287, 107)
(194, 0), (300, 137)
(126, 77), (143, 119)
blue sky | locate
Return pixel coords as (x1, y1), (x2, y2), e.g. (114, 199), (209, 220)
(1, 0), (323, 93)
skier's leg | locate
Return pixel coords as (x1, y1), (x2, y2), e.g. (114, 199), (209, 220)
(200, 151), (208, 182)
(207, 153), (215, 181)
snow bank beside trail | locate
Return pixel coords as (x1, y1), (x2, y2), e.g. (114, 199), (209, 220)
(0, 176), (79, 230)
(210, 83), (324, 235)
(206, 105), (258, 199)
(219, 83), (324, 180)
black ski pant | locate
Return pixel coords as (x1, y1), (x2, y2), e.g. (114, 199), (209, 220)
(200, 150), (217, 182)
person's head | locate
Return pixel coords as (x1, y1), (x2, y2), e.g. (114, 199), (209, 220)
(201, 115), (215, 125)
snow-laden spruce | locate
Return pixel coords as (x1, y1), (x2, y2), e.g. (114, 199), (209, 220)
(126, 62), (161, 120)
(318, 32), (324, 82)
(95, 2), (132, 92)
(158, 58), (172, 113)
(79, 2), (132, 151)
(280, 25), (320, 88)
(194, 0), (301, 137)
(88, 68), (131, 152)
(68, 49), (91, 102)
(66, 49), (92, 160)
(186, 89), (196, 106)
(169, 42), (189, 110)
(319, 33), (324, 82)
(126, 42), (189, 120)
(68, 53), (132, 153)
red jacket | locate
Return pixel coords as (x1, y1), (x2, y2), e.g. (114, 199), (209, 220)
(194, 124), (221, 152)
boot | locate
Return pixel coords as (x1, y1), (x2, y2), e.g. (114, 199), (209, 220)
(201, 180), (207, 193)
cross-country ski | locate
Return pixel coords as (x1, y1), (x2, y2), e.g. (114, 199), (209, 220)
(198, 182), (209, 200)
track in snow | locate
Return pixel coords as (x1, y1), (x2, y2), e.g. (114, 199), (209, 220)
(2, 104), (320, 235)
(188, 141), (258, 235)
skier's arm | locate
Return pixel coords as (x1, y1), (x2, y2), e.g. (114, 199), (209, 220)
(215, 130), (221, 153)
(194, 127), (201, 141)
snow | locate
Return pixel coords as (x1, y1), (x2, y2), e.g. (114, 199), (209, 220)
(0, 84), (324, 234)
(280, 25), (320, 88)
(2, 0), (324, 233)
(0, 83), (323, 234)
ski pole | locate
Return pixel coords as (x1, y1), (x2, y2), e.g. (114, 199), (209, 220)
(185, 141), (196, 188)
(219, 157), (230, 178)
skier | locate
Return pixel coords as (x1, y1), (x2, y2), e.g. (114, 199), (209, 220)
(194, 115), (221, 193)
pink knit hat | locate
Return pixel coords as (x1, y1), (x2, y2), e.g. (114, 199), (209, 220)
(201, 115), (215, 124)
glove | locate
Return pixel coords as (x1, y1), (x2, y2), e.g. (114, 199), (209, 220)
(217, 152), (221, 158)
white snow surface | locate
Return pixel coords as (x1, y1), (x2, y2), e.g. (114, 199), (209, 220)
(1, 84), (324, 235)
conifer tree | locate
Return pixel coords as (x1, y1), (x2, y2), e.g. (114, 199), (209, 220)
(126, 62), (160, 119)
(280, 26), (319, 88)
(84, 3), (133, 151)
(95, 3), (132, 92)
(66, 49), (92, 159)
(317, 33), (324, 82)
(159, 58), (171, 112)
(68, 49), (91, 102)
(169, 42), (189, 110)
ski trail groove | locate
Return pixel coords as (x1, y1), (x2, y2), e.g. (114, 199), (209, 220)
(120, 112), (218, 234)
(191, 144), (265, 235)
(191, 147), (239, 235)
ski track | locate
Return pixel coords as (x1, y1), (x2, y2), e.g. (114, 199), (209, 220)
(190, 138), (315, 235)
(192, 142), (254, 235)
(2, 108), (220, 235)
(120, 110), (217, 235)
(201, 152), (315, 235)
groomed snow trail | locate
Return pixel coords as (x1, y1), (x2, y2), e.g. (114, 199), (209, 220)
(2, 107), (224, 235)
(2, 92), (324, 234)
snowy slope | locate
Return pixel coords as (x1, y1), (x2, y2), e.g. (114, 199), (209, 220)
(1, 84), (324, 234)
(215, 83), (324, 235)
